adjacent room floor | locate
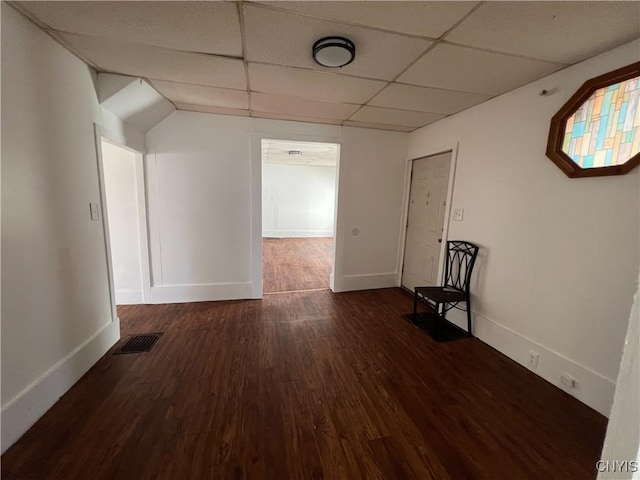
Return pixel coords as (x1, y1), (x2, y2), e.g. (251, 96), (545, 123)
(1, 288), (607, 480)
(263, 237), (333, 293)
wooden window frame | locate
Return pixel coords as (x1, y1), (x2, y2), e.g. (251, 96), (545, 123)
(546, 61), (640, 178)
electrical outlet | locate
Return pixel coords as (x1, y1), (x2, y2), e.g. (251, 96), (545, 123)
(453, 208), (464, 221)
(527, 350), (539, 370)
(561, 373), (576, 389)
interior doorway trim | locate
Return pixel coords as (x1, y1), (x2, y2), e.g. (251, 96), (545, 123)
(93, 124), (151, 318)
(398, 142), (459, 288)
(250, 132), (343, 298)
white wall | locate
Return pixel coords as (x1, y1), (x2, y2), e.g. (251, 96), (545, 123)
(145, 114), (255, 301)
(1, 5), (131, 451)
(598, 272), (639, 479)
(262, 163), (336, 238)
(144, 112), (408, 302)
(407, 40), (640, 416)
(337, 126), (409, 291)
(102, 140), (144, 304)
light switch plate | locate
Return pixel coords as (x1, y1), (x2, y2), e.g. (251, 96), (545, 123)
(453, 208), (464, 221)
(90, 202), (100, 221)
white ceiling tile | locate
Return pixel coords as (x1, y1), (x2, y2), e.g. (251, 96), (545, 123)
(349, 106), (444, 128)
(260, 1), (479, 39)
(16, 1), (242, 56)
(446, 1), (640, 64)
(243, 5), (431, 80)
(59, 33), (247, 90)
(150, 80), (248, 109)
(174, 104), (250, 117)
(251, 111), (342, 126)
(343, 121), (415, 133)
(20, 0), (635, 135)
(251, 92), (358, 120)
(369, 83), (491, 115)
(249, 63), (386, 104)
(398, 43), (565, 95)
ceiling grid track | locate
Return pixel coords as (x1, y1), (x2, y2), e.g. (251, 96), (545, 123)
(343, 0), (486, 126)
(237, 1), (253, 116)
(11, 0), (639, 132)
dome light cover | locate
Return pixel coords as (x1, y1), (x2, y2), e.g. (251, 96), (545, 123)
(312, 37), (356, 68)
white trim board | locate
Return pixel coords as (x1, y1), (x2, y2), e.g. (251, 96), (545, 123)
(335, 272), (399, 293)
(115, 290), (144, 305)
(150, 282), (255, 303)
(445, 308), (615, 417)
(1, 319), (121, 453)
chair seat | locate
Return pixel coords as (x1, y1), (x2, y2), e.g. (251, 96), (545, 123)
(415, 286), (467, 303)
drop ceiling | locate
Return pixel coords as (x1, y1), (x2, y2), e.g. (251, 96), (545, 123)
(12, 1), (640, 132)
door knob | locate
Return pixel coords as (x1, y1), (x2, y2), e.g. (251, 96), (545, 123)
(438, 238), (442, 243)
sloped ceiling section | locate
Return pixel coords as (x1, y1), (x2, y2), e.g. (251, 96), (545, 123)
(97, 73), (175, 133)
(13, 1), (640, 132)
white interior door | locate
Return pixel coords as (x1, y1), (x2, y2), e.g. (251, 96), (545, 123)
(401, 152), (452, 292)
(102, 140), (148, 305)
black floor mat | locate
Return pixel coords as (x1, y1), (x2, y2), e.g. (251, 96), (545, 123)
(402, 313), (470, 342)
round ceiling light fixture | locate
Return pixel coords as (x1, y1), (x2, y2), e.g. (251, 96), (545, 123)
(312, 37), (356, 68)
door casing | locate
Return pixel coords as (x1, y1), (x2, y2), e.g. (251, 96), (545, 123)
(398, 143), (459, 291)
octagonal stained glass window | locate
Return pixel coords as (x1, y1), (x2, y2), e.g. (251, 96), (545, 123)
(547, 62), (640, 178)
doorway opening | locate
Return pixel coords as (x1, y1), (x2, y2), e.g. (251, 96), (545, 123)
(261, 139), (339, 294)
(401, 151), (453, 292)
(99, 138), (151, 312)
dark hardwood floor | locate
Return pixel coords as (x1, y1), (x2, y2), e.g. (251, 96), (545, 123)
(263, 237), (333, 293)
(2, 288), (606, 479)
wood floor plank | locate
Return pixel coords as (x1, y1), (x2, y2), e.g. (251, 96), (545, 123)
(263, 237), (333, 293)
(1, 288), (607, 479)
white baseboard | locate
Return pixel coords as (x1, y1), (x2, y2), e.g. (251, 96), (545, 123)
(263, 230), (333, 238)
(115, 289), (144, 305)
(1, 318), (121, 453)
(446, 308), (615, 417)
(335, 272), (399, 292)
(150, 282), (255, 303)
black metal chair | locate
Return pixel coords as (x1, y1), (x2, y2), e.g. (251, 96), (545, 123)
(413, 240), (479, 340)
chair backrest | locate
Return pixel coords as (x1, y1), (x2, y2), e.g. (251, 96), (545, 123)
(443, 240), (479, 293)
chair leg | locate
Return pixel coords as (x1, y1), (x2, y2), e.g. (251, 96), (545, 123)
(433, 302), (441, 341)
(412, 291), (418, 325)
(466, 297), (473, 337)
